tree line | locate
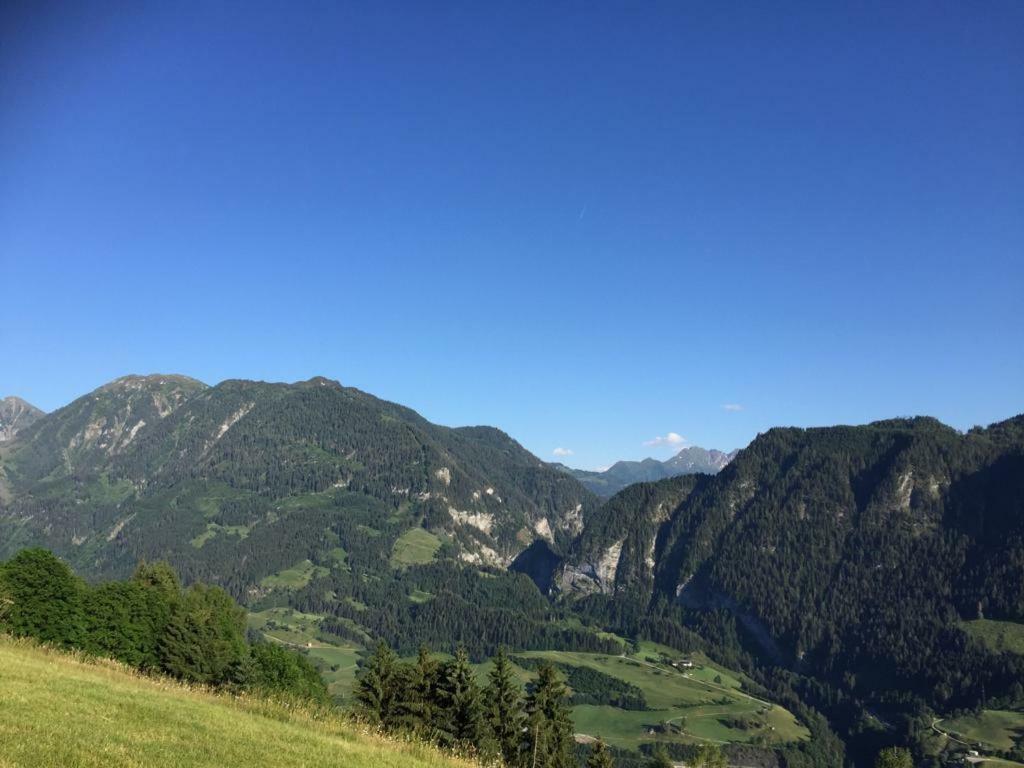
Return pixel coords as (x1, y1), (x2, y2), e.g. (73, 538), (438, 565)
(0, 548), (327, 702)
(353, 641), (732, 768)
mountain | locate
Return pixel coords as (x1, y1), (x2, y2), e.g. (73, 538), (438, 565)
(553, 415), (1024, 756)
(663, 446), (736, 474)
(0, 396), (45, 442)
(554, 446), (738, 497)
(5, 375), (1024, 765)
(0, 374), (596, 580)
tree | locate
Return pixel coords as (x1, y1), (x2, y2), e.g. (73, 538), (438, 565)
(485, 647), (525, 766)
(648, 746), (673, 768)
(587, 737), (615, 768)
(83, 580), (164, 668)
(132, 561), (181, 601)
(159, 583), (248, 685)
(355, 642), (405, 728)
(0, 548), (84, 647)
(693, 743), (727, 767)
(436, 646), (485, 749)
(247, 643), (329, 704)
(523, 663), (575, 768)
(402, 644), (440, 736)
(875, 747), (914, 768)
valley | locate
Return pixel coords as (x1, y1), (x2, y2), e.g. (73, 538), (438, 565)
(1, 374), (1023, 767)
(246, 600), (809, 752)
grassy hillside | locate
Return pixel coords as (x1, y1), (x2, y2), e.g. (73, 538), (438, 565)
(0, 636), (475, 768)
(963, 619), (1024, 656)
(940, 710), (1024, 751)
(246, 606), (809, 753)
(516, 641), (809, 750)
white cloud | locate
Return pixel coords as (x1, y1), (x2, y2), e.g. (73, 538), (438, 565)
(721, 403), (744, 412)
(643, 432), (687, 448)
(552, 447), (574, 457)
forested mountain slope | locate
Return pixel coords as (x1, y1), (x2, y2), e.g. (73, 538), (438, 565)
(0, 374), (596, 582)
(557, 416), (1024, 718)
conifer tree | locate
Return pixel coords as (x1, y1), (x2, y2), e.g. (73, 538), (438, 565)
(158, 583), (248, 685)
(484, 647), (525, 766)
(586, 737), (615, 768)
(402, 644), (440, 736)
(875, 747), (913, 768)
(523, 663), (575, 768)
(649, 745), (673, 768)
(436, 646), (484, 749)
(692, 744), (726, 768)
(355, 641), (405, 728)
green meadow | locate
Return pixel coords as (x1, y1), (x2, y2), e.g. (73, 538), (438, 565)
(963, 619), (1024, 656)
(0, 636), (475, 768)
(515, 642), (808, 750)
(941, 710), (1024, 751)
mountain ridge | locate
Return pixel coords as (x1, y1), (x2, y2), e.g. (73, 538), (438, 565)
(552, 414), (1024, 716)
(553, 445), (739, 497)
(0, 373), (596, 579)
(2, 374), (1023, 765)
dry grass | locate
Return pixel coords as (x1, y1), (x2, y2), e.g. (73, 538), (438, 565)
(0, 635), (479, 768)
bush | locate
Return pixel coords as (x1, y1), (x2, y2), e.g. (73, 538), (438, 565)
(248, 643), (330, 704)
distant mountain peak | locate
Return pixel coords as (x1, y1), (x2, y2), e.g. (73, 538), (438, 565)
(554, 444), (739, 497)
(0, 395), (45, 441)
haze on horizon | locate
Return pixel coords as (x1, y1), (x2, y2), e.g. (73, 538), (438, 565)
(1, 2), (1021, 471)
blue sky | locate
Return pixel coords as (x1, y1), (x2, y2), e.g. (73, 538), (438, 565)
(2, 2), (1022, 470)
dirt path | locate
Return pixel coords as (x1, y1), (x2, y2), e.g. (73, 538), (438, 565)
(931, 717), (973, 747)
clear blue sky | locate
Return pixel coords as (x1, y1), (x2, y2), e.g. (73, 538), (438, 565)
(2, 2), (1021, 470)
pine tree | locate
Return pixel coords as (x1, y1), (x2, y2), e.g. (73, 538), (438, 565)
(485, 647), (525, 766)
(436, 646), (484, 749)
(402, 644), (439, 737)
(158, 583), (248, 685)
(586, 737), (615, 768)
(875, 747), (914, 768)
(648, 746), (673, 768)
(355, 641), (405, 728)
(523, 663), (575, 768)
(692, 744), (726, 768)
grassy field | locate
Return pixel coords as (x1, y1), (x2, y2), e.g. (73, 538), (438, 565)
(190, 521), (251, 548)
(247, 610), (808, 752)
(259, 559), (329, 590)
(941, 710), (1024, 751)
(249, 607), (326, 645)
(248, 608), (365, 700)
(963, 619), (1024, 656)
(515, 642), (808, 750)
(390, 528), (441, 567)
(308, 645), (364, 700)
(0, 636), (475, 768)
